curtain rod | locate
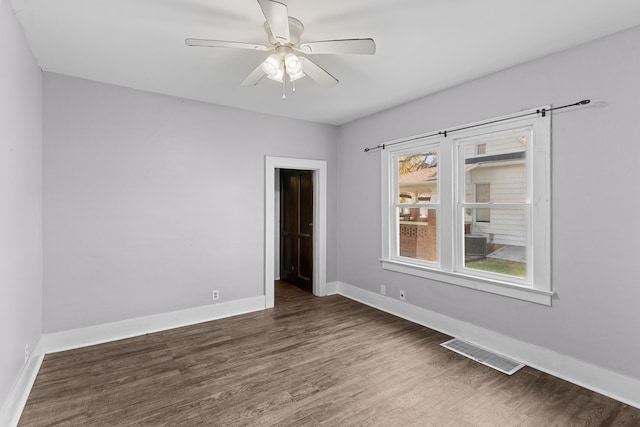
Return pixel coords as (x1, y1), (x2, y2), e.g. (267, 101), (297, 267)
(363, 99), (591, 153)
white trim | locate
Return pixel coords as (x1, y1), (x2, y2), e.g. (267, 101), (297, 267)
(0, 339), (44, 427)
(334, 281), (640, 410)
(274, 173), (281, 279)
(326, 281), (339, 295)
(265, 156), (327, 308)
(42, 296), (265, 354)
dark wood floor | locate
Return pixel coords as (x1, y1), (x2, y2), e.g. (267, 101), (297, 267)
(19, 281), (640, 426)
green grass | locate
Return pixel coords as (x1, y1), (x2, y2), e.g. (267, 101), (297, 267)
(465, 258), (526, 278)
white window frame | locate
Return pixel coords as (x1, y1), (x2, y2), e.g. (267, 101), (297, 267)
(381, 107), (552, 305)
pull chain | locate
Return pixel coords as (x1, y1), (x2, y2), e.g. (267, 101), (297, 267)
(282, 77), (286, 100)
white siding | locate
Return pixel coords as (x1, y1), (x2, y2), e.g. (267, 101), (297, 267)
(467, 162), (526, 246)
(469, 162), (526, 202)
(463, 136), (526, 159)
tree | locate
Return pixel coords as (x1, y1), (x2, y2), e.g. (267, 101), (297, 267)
(398, 152), (437, 175)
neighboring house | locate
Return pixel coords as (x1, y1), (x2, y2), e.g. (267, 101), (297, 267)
(463, 135), (527, 247)
(399, 165), (438, 212)
(399, 134), (527, 248)
(398, 165), (439, 261)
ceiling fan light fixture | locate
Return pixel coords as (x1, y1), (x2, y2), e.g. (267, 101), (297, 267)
(266, 65), (284, 82)
(288, 70), (305, 82)
(284, 53), (302, 74)
(261, 54), (282, 77)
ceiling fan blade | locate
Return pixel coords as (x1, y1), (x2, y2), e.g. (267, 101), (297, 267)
(241, 62), (267, 86)
(298, 38), (376, 55)
(299, 57), (338, 87)
(257, 0), (290, 44)
(185, 38), (269, 51)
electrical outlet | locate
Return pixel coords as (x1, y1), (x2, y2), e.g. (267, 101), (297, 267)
(399, 290), (406, 301)
(24, 344), (29, 363)
(380, 285), (386, 295)
(212, 290), (220, 301)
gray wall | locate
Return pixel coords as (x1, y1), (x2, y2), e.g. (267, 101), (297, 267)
(337, 25), (640, 380)
(0, 0), (43, 408)
(43, 73), (338, 333)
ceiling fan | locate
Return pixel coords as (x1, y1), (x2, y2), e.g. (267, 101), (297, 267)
(185, 0), (376, 94)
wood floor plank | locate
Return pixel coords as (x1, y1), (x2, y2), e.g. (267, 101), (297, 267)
(18, 281), (640, 426)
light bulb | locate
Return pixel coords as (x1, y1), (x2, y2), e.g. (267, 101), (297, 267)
(267, 66), (284, 83)
(284, 53), (302, 75)
(261, 54), (282, 77)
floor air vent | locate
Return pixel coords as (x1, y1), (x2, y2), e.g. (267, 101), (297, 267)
(441, 338), (524, 375)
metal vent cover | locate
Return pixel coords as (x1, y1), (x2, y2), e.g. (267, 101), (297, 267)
(441, 338), (524, 375)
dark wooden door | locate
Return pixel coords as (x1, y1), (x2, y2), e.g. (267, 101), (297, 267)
(280, 170), (313, 293)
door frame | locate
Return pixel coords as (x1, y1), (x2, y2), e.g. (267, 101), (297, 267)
(264, 156), (327, 308)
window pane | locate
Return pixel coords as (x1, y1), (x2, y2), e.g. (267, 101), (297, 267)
(475, 183), (490, 222)
(399, 207), (437, 262)
(398, 150), (438, 204)
(463, 207), (527, 279)
(463, 135), (527, 203)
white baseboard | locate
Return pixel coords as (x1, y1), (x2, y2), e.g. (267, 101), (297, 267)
(42, 296), (266, 354)
(335, 281), (640, 410)
(326, 281), (339, 295)
(0, 340), (45, 427)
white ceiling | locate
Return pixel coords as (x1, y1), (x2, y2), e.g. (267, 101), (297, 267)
(10, 0), (640, 125)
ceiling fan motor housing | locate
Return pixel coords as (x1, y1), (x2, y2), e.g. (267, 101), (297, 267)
(265, 17), (304, 46)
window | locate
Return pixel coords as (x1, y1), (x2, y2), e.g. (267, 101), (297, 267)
(381, 108), (552, 305)
(396, 149), (439, 263)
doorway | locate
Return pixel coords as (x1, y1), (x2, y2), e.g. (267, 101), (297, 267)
(280, 169), (313, 293)
(264, 156), (327, 309)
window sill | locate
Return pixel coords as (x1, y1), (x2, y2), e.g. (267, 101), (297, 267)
(380, 259), (553, 306)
